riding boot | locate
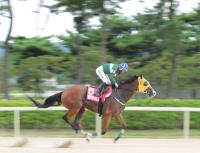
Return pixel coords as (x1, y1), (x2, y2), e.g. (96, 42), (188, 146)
(98, 98), (103, 117)
(96, 82), (106, 97)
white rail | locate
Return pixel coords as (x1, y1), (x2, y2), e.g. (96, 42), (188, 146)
(0, 106), (199, 138)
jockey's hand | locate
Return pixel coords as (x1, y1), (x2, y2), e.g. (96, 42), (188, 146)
(115, 83), (119, 88)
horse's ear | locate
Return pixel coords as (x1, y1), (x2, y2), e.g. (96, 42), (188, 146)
(139, 74), (143, 79)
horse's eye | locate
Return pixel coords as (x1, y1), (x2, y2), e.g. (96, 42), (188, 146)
(144, 81), (149, 86)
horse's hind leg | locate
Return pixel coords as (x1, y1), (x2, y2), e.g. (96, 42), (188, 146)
(62, 108), (80, 133)
(72, 106), (85, 131)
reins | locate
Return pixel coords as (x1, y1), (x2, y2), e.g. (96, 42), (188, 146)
(117, 86), (133, 93)
(112, 86), (134, 106)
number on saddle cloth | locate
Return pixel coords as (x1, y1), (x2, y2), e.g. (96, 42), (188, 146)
(86, 85), (113, 103)
(86, 86), (99, 102)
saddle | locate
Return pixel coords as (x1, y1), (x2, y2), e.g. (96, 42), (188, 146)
(86, 85), (113, 103)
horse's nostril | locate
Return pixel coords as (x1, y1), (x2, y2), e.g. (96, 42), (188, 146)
(147, 90), (156, 97)
(150, 91), (156, 97)
(153, 91), (157, 97)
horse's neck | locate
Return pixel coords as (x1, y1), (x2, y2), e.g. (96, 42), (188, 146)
(114, 82), (137, 103)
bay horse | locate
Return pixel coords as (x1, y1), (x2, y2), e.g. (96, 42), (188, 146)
(27, 75), (156, 142)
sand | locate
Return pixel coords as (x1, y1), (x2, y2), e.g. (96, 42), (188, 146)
(0, 137), (200, 153)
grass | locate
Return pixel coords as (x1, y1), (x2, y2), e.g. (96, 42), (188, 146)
(1, 98), (200, 138)
(1, 129), (200, 138)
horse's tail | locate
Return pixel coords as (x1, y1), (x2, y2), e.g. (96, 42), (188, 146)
(44, 92), (62, 106)
(26, 95), (46, 108)
(26, 92), (63, 108)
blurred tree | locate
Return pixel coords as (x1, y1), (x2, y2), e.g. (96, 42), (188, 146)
(79, 16), (136, 58)
(14, 55), (66, 93)
(132, 12), (162, 60)
(87, 0), (128, 63)
(9, 37), (65, 64)
(3, 0), (200, 97)
(51, 0), (94, 83)
(106, 16), (141, 58)
(137, 0), (184, 96)
(178, 4), (200, 55)
(177, 53), (200, 98)
(175, 6), (200, 97)
(111, 0), (199, 97)
(0, 0), (13, 99)
(160, 0), (182, 97)
(51, 0), (130, 83)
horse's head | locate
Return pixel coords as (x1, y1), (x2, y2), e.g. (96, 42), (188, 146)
(137, 75), (157, 97)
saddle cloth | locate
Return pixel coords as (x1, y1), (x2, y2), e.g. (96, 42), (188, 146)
(86, 86), (112, 103)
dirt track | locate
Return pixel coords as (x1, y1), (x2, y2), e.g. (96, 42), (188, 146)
(1, 137), (200, 153)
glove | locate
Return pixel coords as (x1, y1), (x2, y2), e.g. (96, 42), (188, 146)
(115, 83), (119, 88)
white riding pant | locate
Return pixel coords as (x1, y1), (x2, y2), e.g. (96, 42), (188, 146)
(96, 66), (111, 85)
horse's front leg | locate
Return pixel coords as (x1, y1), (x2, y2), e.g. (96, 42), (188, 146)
(102, 114), (112, 135)
(88, 113), (112, 139)
(113, 113), (126, 143)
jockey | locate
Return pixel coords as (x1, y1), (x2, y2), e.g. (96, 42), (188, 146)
(95, 62), (128, 116)
(95, 62), (128, 97)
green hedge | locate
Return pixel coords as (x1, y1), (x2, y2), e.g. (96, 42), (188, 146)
(1, 98), (200, 129)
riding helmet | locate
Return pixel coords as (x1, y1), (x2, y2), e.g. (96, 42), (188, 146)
(119, 63), (128, 72)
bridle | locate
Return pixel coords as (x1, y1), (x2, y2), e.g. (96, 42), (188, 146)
(117, 87), (134, 93)
(112, 84), (135, 106)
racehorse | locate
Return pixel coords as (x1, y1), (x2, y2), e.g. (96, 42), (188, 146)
(27, 75), (156, 142)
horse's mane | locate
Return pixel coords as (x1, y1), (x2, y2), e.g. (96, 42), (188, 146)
(119, 75), (138, 85)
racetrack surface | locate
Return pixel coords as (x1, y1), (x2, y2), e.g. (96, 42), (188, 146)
(0, 137), (200, 153)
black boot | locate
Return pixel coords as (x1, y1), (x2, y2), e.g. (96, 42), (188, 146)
(96, 82), (106, 97)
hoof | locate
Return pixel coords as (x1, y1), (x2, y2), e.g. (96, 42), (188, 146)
(86, 137), (90, 142)
(71, 124), (80, 133)
(113, 136), (120, 143)
(84, 133), (91, 142)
